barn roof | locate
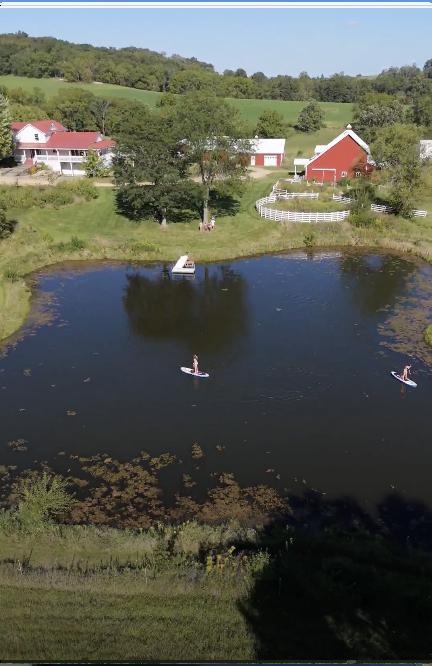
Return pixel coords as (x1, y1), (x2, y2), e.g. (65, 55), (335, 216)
(307, 126), (370, 167)
(251, 138), (286, 155)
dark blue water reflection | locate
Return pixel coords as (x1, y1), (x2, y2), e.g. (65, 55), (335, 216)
(1, 251), (431, 508)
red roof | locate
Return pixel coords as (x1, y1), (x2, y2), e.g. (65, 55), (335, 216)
(88, 139), (116, 150)
(16, 133), (116, 151)
(11, 120), (67, 134)
(47, 132), (102, 149)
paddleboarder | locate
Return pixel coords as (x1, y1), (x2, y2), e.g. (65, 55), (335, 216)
(193, 354), (199, 374)
(401, 364), (412, 382)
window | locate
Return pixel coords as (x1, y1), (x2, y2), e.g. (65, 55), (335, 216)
(36, 149), (43, 155)
(34, 133), (39, 141)
(71, 150), (86, 157)
(341, 171), (348, 178)
(355, 171), (361, 177)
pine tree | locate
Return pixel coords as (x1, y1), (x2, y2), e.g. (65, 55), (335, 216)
(0, 93), (13, 161)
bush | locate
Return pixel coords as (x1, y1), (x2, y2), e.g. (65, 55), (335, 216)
(0, 205), (17, 239)
(0, 181), (98, 210)
(70, 236), (86, 250)
(424, 325), (432, 347)
(8, 473), (74, 533)
(349, 210), (379, 227)
(3, 268), (19, 282)
(27, 163), (49, 175)
(303, 232), (315, 248)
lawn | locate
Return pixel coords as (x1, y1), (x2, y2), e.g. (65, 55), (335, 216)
(2, 519), (432, 661)
(0, 524), (256, 662)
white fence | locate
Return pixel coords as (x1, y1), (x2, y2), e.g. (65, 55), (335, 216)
(371, 203), (428, 217)
(272, 188), (319, 199)
(257, 186), (428, 224)
(256, 195), (350, 223)
(332, 194), (352, 203)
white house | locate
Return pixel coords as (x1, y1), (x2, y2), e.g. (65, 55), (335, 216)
(11, 120), (116, 176)
(420, 140), (432, 160)
(249, 138), (286, 167)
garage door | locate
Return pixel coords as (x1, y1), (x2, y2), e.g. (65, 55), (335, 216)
(264, 155), (277, 167)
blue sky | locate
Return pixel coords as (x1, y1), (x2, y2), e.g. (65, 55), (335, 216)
(0, 8), (431, 76)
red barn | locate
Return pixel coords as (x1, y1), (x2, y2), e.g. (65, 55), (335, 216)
(304, 125), (373, 183)
(249, 138), (286, 167)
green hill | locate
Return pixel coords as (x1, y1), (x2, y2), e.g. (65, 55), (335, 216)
(0, 75), (353, 128)
(0, 75), (353, 164)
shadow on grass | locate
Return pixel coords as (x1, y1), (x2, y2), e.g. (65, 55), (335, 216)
(239, 491), (432, 661)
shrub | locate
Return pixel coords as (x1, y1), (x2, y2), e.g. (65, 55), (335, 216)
(349, 210), (379, 228)
(120, 241), (160, 255)
(424, 325), (432, 348)
(0, 206), (17, 239)
(70, 236), (86, 250)
(3, 268), (19, 282)
(14, 473), (74, 532)
(0, 181), (98, 210)
(303, 232), (315, 248)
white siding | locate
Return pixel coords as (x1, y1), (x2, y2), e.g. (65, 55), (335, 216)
(15, 124), (49, 144)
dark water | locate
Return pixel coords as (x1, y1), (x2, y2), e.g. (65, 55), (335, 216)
(1, 251), (432, 510)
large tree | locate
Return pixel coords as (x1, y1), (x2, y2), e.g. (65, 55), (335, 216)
(372, 123), (422, 216)
(173, 91), (250, 225)
(353, 100), (406, 143)
(255, 110), (287, 138)
(114, 114), (191, 226)
(412, 95), (432, 129)
(0, 92), (12, 161)
(47, 89), (98, 131)
(296, 101), (324, 133)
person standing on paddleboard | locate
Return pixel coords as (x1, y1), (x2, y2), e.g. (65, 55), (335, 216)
(193, 354), (199, 374)
(401, 364), (412, 381)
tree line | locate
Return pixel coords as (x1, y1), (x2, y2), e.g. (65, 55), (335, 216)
(0, 81), (328, 138)
(1, 32), (432, 104)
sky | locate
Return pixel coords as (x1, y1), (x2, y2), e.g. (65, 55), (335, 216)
(0, 8), (431, 77)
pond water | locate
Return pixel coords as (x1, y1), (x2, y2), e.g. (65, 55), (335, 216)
(1, 251), (432, 511)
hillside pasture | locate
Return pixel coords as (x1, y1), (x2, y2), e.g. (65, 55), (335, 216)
(0, 75), (353, 139)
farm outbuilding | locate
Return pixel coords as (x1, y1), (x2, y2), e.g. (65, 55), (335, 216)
(302, 125), (373, 183)
(249, 138), (286, 167)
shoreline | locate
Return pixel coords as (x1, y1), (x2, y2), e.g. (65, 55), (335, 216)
(2, 236), (431, 349)
(1, 176), (431, 346)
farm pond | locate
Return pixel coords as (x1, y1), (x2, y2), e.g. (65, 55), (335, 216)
(1, 250), (432, 518)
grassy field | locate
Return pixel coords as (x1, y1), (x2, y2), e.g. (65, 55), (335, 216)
(0, 523), (256, 661)
(2, 517), (432, 661)
(1, 170), (432, 344)
(0, 74), (352, 132)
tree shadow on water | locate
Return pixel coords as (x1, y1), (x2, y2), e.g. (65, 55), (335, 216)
(239, 492), (432, 661)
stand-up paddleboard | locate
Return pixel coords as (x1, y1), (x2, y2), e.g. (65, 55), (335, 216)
(391, 371), (417, 388)
(181, 366), (209, 379)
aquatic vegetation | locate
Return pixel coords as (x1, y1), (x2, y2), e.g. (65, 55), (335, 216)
(424, 324), (432, 347)
(191, 443), (204, 459)
(7, 439), (28, 452)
